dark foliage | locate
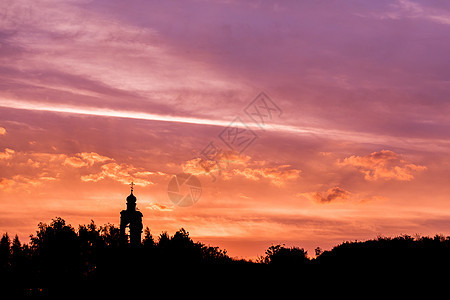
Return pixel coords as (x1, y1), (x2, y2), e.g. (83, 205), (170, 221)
(315, 234), (450, 270)
(260, 244), (309, 266)
(0, 217), (240, 294)
(2, 218), (450, 295)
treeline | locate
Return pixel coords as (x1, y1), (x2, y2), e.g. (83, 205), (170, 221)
(0, 217), (239, 282)
(316, 234), (450, 268)
(2, 217), (450, 294)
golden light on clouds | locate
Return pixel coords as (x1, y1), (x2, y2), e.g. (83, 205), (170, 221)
(338, 150), (427, 181)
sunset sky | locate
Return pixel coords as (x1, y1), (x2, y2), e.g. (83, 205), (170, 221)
(1, 0), (450, 259)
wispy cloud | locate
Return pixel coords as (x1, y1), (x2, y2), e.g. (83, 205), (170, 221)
(357, 0), (450, 25)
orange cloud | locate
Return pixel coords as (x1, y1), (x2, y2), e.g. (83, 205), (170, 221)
(0, 174), (57, 193)
(310, 186), (351, 203)
(182, 158), (213, 176)
(0, 151), (68, 192)
(0, 148), (14, 160)
(181, 151), (251, 178)
(0, 127), (6, 135)
(77, 152), (112, 166)
(300, 186), (385, 204)
(0, 150), (166, 192)
(147, 203), (173, 211)
(29, 152), (67, 163)
(182, 153), (300, 186)
(63, 152), (112, 168)
(80, 162), (169, 186)
(63, 156), (89, 168)
(0, 178), (15, 192)
(229, 166), (301, 186)
(337, 150), (426, 181)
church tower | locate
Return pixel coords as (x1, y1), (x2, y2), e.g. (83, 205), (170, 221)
(120, 182), (143, 246)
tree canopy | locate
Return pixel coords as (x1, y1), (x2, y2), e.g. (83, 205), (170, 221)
(2, 217), (450, 295)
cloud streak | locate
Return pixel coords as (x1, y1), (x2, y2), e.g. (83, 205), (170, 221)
(2, 99), (450, 154)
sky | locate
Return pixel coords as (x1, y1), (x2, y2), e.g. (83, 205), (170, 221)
(1, 0), (450, 259)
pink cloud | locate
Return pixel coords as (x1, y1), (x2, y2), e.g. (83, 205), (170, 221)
(182, 153), (300, 186)
(228, 166), (301, 187)
(80, 162), (154, 186)
(337, 150), (426, 181)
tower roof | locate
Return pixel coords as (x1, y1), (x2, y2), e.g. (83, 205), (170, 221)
(126, 191), (136, 203)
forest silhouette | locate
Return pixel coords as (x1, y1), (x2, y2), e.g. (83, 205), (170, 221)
(1, 217), (449, 295)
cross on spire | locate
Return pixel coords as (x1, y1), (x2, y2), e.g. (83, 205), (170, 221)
(130, 181), (135, 193)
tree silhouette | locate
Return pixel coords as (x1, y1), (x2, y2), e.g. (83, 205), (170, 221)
(315, 234), (450, 270)
(11, 235), (23, 274)
(99, 223), (121, 248)
(142, 226), (155, 249)
(261, 244), (309, 266)
(29, 217), (80, 282)
(199, 245), (232, 264)
(314, 246), (323, 257)
(78, 220), (104, 279)
(157, 231), (170, 249)
(3, 216), (450, 295)
(0, 233), (10, 272)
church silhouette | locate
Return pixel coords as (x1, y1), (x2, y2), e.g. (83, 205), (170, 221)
(119, 182), (143, 246)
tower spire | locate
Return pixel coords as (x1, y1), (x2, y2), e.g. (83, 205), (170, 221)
(120, 181), (143, 246)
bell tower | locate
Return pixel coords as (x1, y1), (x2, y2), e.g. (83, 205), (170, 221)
(120, 182), (143, 246)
